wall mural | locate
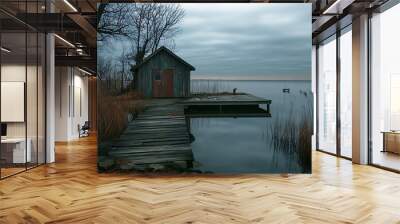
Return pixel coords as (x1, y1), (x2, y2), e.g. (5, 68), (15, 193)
(97, 3), (312, 174)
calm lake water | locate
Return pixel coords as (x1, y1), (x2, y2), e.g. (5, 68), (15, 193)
(189, 80), (312, 173)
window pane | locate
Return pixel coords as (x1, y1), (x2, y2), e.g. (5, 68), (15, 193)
(340, 28), (352, 158)
(371, 4), (400, 171)
(27, 31), (38, 169)
(0, 0), (47, 179)
(1, 30), (28, 177)
(38, 32), (46, 165)
(318, 36), (337, 154)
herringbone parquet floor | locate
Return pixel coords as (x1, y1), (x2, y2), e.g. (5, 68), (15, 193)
(1, 135), (400, 224)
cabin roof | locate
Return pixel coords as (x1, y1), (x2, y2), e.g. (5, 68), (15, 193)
(132, 46), (195, 71)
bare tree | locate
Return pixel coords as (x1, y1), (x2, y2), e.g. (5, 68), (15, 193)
(97, 56), (113, 81)
(127, 3), (185, 64)
(117, 48), (132, 92)
(98, 3), (185, 92)
(97, 3), (131, 41)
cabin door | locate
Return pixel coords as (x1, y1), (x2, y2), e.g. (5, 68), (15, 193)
(152, 69), (162, 97)
(152, 81), (162, 97)
(161, 69), (174, 97)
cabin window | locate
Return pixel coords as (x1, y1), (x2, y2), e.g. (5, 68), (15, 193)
(152, 69), (161, 80)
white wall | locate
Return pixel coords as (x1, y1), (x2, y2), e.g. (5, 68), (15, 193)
(71, 72), (89, 138)
(55, 67), (89, 141)
(55, 67), (70, 141)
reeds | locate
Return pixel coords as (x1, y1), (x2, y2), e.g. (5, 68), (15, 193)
(266, 91), (313, 173)
(191, 79), (233, 95)
(98, 82), (144, 142)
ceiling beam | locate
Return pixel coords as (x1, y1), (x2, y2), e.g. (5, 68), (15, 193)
(55, 55), (96, 71)
(9, 13), (83, 32)
(67, 13), (97, 47)
(312, 15), (335, 33)
(322, 0), (356, 14)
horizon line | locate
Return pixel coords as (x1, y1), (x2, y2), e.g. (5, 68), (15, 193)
(190, 78), (311, 81)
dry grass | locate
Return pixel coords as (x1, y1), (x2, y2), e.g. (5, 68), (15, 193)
(98, 90), (144, 142)
(296, 103), (313, 173)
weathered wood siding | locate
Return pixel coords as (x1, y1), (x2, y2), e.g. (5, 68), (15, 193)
(137, 51), (190, 98)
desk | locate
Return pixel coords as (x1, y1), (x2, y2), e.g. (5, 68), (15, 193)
(1, 138), (31, 163)
(382, 131), (400, 154)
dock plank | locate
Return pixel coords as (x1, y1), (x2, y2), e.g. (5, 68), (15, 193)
(116, 154), (193, 166)
(111, 99), (193, 170)
(110, 145), (191, 154)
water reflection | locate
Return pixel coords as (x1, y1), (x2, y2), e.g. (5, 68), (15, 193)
(187, 80), (312, 174)
(189, 117), (307, 173)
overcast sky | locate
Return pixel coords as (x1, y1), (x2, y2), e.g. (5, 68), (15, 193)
(100, 3), (311, 80)
(175, 4), (311, 80)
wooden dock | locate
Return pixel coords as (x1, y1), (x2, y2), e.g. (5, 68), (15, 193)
(181, 93), (271, 117)
(109, 99), (193, 171)
(181, 93), (271, 106)
(108, 94), (271, 170)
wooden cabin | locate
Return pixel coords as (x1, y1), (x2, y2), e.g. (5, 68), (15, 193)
(132, 46), (195, 98)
